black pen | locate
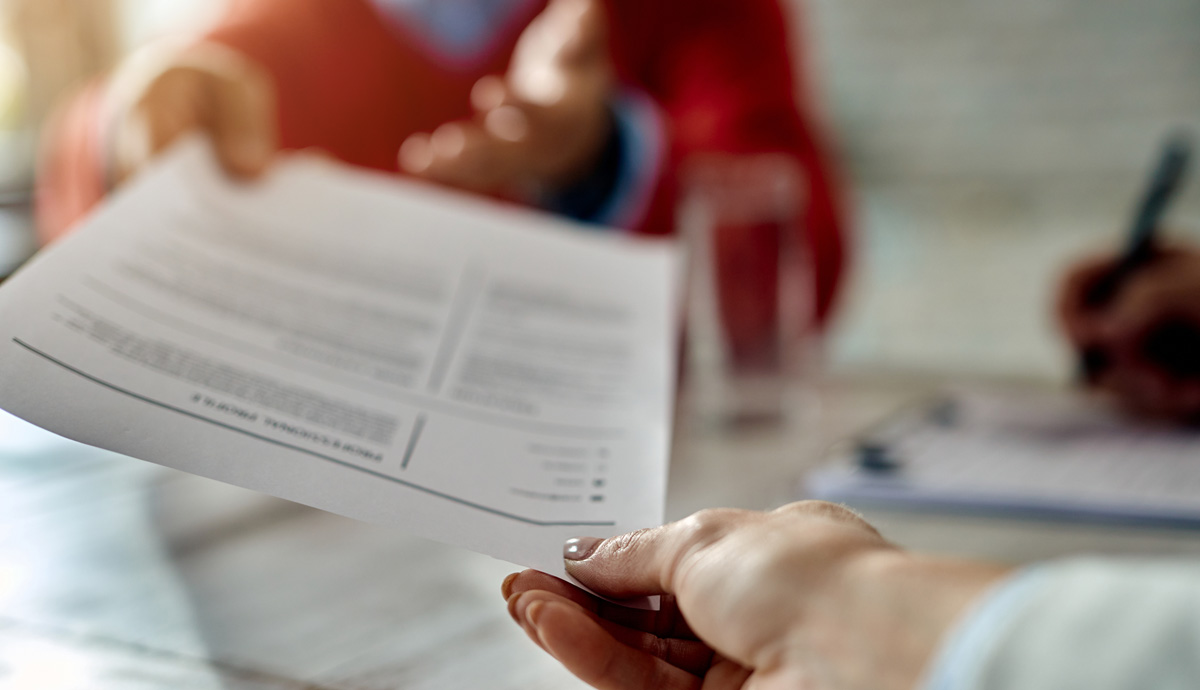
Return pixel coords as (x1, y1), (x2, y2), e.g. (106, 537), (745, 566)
(1079, 132), (1192, 381)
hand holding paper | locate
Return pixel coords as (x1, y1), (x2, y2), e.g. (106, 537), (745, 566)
(0, 140), (680, 582)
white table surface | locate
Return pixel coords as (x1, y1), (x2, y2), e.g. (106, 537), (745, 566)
(5, 372), (1200, 689)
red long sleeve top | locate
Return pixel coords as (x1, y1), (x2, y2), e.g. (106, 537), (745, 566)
(37, 0), (849, 327)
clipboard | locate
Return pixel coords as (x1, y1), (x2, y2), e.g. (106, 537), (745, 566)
(806, 387), (1200, 528)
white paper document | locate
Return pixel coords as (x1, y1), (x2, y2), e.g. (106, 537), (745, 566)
(0, 140), (680, 579)
(809, 387), (1200, 527)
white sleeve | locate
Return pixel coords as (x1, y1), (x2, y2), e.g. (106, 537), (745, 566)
(923, 558), (1200, 690)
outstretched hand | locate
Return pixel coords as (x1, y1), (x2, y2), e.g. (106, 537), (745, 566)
(399, 0), (615, 195)
(503, 502), (1008, 690)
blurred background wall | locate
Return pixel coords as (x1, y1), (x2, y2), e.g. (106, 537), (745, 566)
(0, 0), (220, 137)
(799, 0), (1200, 379)
(1, 0), (1198, 381)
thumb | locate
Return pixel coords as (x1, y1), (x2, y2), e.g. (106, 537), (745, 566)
(554, 0), (608, 65)
(564, 509), (753, 599)
(470, 76), (533, 144)
(207, 58), (277, 178)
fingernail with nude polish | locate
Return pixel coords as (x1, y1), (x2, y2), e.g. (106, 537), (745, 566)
(501, 572), (518, 599)
(506, 591), (525, 624)
(525, 600), (545, 628)
(563, 536), (602, 561)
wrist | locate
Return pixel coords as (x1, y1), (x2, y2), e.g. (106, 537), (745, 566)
(806, 550), (1010, 690)
(538, 106), (620, 220)
(538, 90), (665, 229)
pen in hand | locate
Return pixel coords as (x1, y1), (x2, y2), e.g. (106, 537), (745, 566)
(1079, 132), (1195, 382)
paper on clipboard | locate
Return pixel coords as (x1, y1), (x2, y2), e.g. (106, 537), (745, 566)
(808, 387), (1200, 527)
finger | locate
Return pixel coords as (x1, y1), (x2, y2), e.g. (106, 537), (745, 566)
(526, 598), (704, 690)
(1102, 276), (1177, 349)
(501, 572), (520, 600)
(565, 508), (757, 599)
(141, 95), (206, 156)
(508, 0), (597, 107)
(1059, 254), (1119, 308)
(471, 75), (509, 113)
(508, 1), (612, 110)
(208, 62), (277, 178)
(1097, 363), (1172, 416)
(602, 618), (712, 676)
(116, 70), (208, 182)
(552, 0), (608, 65)
(1056, 254), (1120, 344)
(484, 105), (531, 144)
(398, 132), (435, 174)
(1107, 366), (1200, 421)
(472, 77), (534, 144)
(402, 125), (517, 189)
(510, 591), (714, 676)
(124, 105), (201, 176)
(407, 121), (516, 192)
(1176, 383), (1200, 421)
(1152, 382), (1200, 421)
(506, 570), (698, 639)
(702, 658), (754, 690)
(417, 122), (477, 184)
(507, 589), (552, 653)
(739, 667), (811, 690)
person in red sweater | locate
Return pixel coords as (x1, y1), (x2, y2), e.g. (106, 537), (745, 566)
(37, 0), (849, 331)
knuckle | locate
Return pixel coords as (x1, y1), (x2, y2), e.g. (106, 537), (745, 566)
(661, 508), (750, 588)
(775, 499), (842, 518)
(648, 633), (670, 662)
(679, 508), (746, 546)
(606, 527), (654, 558)
(775, 500), (880, 534)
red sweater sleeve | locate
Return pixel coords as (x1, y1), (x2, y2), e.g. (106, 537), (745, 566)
(204, 0), (519, 172)
(34, 82), (109, 246)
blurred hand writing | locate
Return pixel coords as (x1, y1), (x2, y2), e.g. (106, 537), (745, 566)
(1058, 245), (1200, 420)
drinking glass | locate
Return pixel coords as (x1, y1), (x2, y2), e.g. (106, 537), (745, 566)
(678, 153), (819, 427)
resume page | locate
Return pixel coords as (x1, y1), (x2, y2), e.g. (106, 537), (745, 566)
(0, 140), (680, 579)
